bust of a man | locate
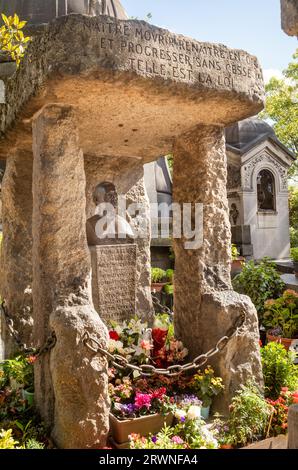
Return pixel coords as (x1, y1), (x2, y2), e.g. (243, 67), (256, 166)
(86, 182), (134, 246)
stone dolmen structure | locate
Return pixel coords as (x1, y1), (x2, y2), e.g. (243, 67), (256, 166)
(0, 1), (264, 448)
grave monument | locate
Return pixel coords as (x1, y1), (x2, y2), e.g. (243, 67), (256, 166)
(0, 1), (264, 447)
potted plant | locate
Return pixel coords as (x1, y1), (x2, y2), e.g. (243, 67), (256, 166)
(189, 367), (224, 420)
(129, 405), (219, 449)
(263, 290), (298, 350)
(109, 380), (174, 448)
(291, 248), (298, 277)
(231, 244), (245, 274)
(151, 268), (167, 292)
(164, 269), (174, 296)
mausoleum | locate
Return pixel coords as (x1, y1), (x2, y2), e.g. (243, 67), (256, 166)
(145, 117), (294, 266)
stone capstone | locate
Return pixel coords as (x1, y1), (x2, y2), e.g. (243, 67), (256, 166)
(0, 14), (264, 162)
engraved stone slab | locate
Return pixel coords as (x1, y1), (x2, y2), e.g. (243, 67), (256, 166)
(90, 244), (137, 323)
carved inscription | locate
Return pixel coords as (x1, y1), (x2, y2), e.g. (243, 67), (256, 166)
(92, 19), (263, 90)
(90, 244), (137, 323)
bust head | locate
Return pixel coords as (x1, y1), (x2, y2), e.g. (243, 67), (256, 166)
(93, 182), (118, 208)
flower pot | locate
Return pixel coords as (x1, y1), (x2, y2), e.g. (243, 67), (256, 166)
(221, 444), (233, 449)
(267, 331), (294, 351)
(151, 283), (167, 293)
(22, 389), (34, 406)
(201, 406), (210, 420)
(109, 412), (173, 446)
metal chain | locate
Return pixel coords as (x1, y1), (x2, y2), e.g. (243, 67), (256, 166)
(0, 301), (56, 357)
(152, 295), (173, 317)
(82, 311), (246, 378)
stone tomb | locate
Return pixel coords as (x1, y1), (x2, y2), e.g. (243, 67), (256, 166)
(0, 9), (265, 448)
(90, 244), (137, 323)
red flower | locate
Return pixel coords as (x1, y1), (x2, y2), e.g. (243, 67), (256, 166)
(109, 331), (120, 341)
(293, 397), (298, 404)
(151, 387), (167, 400)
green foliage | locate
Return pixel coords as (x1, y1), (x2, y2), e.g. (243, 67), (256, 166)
(24, 438), (45, 449)
(165, 269), (174, 283)
(232, 258), (285, 319)
(3, 355), (34, 391)
(151, 267), (166, 283)
(263, 290), (298, 338)
(226, 383), (271, 447)
(0, 13), (31, 67)
(261, 342), (298, 399)
(231, 244), (240, 261)
(291, 247), (298, 262)
(260, 49), (298, 179)
(289, 187), (298, 247)
(166, 154), (173, 176)
(0, 429), (19, 449)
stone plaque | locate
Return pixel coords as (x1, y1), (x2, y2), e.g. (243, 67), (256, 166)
(90, 244), (137, 323)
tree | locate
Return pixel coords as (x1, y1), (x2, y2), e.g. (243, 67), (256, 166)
(0, 13), (30, 67)
(289, 186), (298, 247)
(261, 49), (298, 180)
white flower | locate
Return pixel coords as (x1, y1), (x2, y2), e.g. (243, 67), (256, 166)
(115, 325), (123, 335)
(187, 405), (201, 420)
(175, 409), (186, 420)
(108, 339), (124, 354)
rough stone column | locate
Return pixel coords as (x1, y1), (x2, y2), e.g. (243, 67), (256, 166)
(32, 104), (109, 448)
(0, 149), (33, 356)
(125, 166), (153, 320)
(172, 125), (263, 413)
(288, 405), (298, 449)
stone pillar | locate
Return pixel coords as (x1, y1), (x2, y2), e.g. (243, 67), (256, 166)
(0, 149), (33, 356)
(125, 167), (153, 320)
(172, 125), (263, 413)
(288, 405), (298, 449)
(32, 104), (109, 448)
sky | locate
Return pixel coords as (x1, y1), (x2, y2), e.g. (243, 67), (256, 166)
(121, 0), (297, 82)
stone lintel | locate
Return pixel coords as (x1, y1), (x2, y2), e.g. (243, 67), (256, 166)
(0, 14), (264, 161)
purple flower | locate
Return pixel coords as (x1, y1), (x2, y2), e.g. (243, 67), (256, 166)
(174, 394), (202, 407)
(180, 416), (186, 423)
(120, 403), (136, 416)
(151, 436), (158, 444)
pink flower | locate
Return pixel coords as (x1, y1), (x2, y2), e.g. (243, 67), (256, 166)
(281, 387), (289, 392)
(134, 392), (152, 410)
(27, 355), (37, 364)
(171, 436), (184, 444)
(140, 340), (152, 351)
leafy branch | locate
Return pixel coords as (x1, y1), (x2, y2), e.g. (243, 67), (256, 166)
(0, 13), (31, 67)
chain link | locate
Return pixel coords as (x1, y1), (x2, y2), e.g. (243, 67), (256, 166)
(0, 301), (56, 358)
(152, 295), (173, 317)
(82, 311), (246, 378)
